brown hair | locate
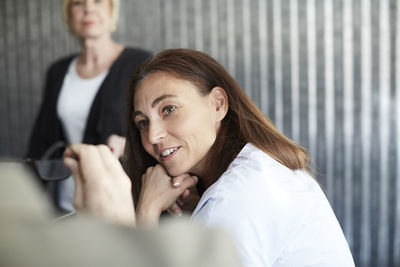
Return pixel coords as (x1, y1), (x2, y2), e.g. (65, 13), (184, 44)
(125, 49), (309, 204)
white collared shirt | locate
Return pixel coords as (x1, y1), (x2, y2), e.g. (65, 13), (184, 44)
(192, 143), (354, 267)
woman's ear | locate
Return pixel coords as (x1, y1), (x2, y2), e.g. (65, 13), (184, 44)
(210, 87), (228, 122)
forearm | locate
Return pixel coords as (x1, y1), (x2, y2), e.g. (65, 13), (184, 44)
(136, 166), (198, 226)
(136, 201), (162, 227)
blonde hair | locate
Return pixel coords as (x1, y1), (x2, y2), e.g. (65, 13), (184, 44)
(62, 0), (120, 34)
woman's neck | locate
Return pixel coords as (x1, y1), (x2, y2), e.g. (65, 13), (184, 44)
(192, 166), (217, 191)
(76, 35), (123, 78)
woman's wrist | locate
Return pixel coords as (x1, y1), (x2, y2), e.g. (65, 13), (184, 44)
(136, 201), (162, 227)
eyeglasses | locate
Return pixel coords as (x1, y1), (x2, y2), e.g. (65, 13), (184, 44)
(25, 142), (71, 181)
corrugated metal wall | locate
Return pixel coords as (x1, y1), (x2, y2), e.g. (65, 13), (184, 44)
(0, 0), (398, 266)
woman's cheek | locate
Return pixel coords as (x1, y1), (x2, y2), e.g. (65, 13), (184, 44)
(141, 137), (154, 159)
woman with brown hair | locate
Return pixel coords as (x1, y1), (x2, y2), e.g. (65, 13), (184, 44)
(64, 49), (354, 266)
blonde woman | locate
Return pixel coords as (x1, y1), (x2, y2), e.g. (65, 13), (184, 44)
(27, 0), (151, 212)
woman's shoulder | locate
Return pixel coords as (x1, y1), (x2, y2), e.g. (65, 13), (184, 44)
(218, 143), (318, 195)
(192, 144), (353, 266)
(108, 47), (152, 74)
(47, 54), (77, 74)
(194, 143), (323, 217)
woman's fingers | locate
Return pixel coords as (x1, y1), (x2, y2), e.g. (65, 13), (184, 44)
(65, 144), (105, 183)
(179, 181), (201, 213)
(168, 175), (198, 211)
(168, 175), (198, 208)
(63, 148), (79, 175)
(64, 144), (102, 210)
(179, 175), (198, 192)
(166, 203), (183, 217)
(63, 154), (83, 209)
(171, 173), (190, 188)
(97, 144), (126, 175)
(62, 144), (135, 226)
(176, 197), (185, 206)
(180, 188), (190, 201)
(106, 134), (126, 159)
(138, 167), (198, 224)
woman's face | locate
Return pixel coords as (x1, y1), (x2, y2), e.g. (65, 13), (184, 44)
(68, 0), (113, 39)
(133, 72), (227, 178)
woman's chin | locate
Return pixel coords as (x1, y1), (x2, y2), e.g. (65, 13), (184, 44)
(165, 166), (188, 178)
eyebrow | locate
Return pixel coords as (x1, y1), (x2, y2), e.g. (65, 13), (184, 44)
(151, 94), (177, 108)
(132, 94), (177, 120)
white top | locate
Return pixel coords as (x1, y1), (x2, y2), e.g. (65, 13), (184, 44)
(192, 143), (355, 267)
(56, 58), (108, 211)
(57, 57), (108, 144)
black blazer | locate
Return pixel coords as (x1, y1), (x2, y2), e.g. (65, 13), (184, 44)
(27, 47), (152, 158)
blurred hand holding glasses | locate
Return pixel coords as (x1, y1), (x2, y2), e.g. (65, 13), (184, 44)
(25, 141), (71, 181)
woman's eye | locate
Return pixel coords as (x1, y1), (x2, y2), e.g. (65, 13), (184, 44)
(72, 0), (84, 6)
(162, 106), (177, 115)
(135, 120), (149, 130)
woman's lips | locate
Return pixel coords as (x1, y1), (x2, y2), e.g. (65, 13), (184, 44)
(84, 21), (94, 26)
(160, 147), (180, 160)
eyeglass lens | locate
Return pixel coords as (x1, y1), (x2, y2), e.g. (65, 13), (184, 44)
(35, 159), (71, 181)
(32, 142), (71, 181)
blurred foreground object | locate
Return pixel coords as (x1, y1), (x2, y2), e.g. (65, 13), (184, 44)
(0, 162), (242, 267)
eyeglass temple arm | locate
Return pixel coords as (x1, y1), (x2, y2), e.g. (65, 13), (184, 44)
(41, 141), (68, 160)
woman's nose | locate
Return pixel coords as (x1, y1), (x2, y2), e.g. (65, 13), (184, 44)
(147, 122), (167, 144)
(84, 0), (95, 12)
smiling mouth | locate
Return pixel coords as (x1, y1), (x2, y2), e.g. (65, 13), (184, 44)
(160, 147), (180, 159)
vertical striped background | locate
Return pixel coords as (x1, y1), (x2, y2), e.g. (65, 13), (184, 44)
(0, 1), (398, 266)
